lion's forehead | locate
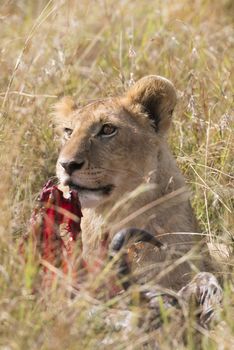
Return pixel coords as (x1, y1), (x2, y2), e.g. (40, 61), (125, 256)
(77, 98), (120, 115)
(72, 102), (133, 130)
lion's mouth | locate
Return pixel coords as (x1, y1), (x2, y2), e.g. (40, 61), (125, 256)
(66, 181), (114, 196)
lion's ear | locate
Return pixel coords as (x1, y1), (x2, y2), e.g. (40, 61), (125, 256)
(126, 75), (177, 133)
(52, 96), (77, 125)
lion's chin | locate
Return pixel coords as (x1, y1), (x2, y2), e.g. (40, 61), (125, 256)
(67, 183), (114, 209)
(78, 190), (106, 208)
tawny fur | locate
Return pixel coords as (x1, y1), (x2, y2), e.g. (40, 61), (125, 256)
(54, 75), (211, 291)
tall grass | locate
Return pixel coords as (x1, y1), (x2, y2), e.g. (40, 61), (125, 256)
(0, 0), (233, 349)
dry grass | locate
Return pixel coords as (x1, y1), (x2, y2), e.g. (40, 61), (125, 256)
(0, 0), (233, 349)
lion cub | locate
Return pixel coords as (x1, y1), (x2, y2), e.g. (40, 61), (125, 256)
(54, 75), (218, 293)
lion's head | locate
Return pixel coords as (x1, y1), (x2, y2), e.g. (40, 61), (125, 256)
(54, 76), (177, 209)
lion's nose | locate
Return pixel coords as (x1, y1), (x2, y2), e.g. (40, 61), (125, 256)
(60, 160), (85, 175)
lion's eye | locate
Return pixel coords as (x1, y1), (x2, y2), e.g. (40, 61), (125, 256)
(64, 128), (73, 137)
(100, 124), (117, 137)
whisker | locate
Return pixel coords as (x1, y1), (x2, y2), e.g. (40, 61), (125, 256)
(98, 166), (144, 178)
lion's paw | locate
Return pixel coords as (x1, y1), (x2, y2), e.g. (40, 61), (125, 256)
(178, 272), (222, 327)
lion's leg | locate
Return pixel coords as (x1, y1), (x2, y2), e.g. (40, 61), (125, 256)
(178, 272), (223, 327)
(109, 229), (223, 328)
(109, 227), (166, 290)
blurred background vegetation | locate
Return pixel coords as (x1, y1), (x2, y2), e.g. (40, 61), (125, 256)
(0, 1), (233, 349)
